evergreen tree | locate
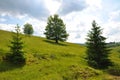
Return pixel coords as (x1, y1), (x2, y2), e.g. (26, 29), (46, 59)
(8, 24), (25, 65)
(23, 23), (34, 36)
(86, 20), (111, 69)
(44, 14), (69, 43)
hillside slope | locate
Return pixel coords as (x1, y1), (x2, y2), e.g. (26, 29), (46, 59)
(0, 30), (120, 80)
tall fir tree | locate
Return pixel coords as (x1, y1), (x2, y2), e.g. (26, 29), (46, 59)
(44, 14), (69, 43)
(86, 20), (111, 69)
(8, 24), (25, 65)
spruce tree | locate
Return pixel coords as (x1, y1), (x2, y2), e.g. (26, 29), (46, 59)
(86, 20), (111, 69)
(44, 14), (69, 43)
(8, 24), (25, 65)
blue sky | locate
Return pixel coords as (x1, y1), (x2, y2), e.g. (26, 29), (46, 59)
(0, 0), (120, 43)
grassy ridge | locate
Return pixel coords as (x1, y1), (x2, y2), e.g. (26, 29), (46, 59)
(0, 30), (120, 80)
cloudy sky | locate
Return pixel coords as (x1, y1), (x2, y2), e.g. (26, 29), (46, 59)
(0, 0), (120, 43)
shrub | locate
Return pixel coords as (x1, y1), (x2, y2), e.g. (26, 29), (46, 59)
(62, 65), (100, 80)
(5, 53), (26, 65)
(108, 64), (120, 76)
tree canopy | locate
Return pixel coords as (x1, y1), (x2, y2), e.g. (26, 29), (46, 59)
(24, 23), (34, 35)
(44, 14), (69, 43)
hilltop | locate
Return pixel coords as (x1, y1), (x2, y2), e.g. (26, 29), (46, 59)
(0, 30), (120, 80)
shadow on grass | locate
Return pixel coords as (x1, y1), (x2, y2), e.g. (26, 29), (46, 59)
(43, 40), (68, 46)
(0, 61), (24, 72)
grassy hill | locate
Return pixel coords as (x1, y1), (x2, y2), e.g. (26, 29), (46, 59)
(0, 30), (120, 80)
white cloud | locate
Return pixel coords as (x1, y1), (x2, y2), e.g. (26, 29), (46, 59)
(24, 18), (46, 37)
(44, 0), (61, 15)
(103, 23), (120, 42)
(0, 24), (15, 31)
(86, 0), (102, 9)
(0, 0), (120, 44)
(58, 0), (87, 15)
(109, 10), (120, 22)
(61, 6), (103, 43)
(0, 0), (49, 19)
(102, 10), (120, 42)
(63, 8), (120, 43)
(16, 14), (28, 20)
(0, 18), (6, 22)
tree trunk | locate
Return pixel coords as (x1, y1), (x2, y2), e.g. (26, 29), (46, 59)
(55, 39), (58, 43)
(55, 35), (59, 43)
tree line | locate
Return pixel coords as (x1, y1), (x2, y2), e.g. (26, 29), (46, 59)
(5, 14), (112, 69)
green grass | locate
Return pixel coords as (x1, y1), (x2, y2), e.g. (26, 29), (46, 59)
(0, 30), (120, 80)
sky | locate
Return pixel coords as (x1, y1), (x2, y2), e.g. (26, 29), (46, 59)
(0, 0), (120, 43)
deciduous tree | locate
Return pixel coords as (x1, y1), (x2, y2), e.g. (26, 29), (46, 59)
(44, 14), (69, 43)
(24, 23), (34, 36)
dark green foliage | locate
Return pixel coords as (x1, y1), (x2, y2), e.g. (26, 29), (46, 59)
(7, 25), (25, 65)
(44, 14), (69, 43)
(0, 49), (7, 61)
(23, 23), (34, 35)
(86, 20), (111, 69)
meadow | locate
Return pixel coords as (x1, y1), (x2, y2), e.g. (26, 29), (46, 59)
(0, 30), (120, 80)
